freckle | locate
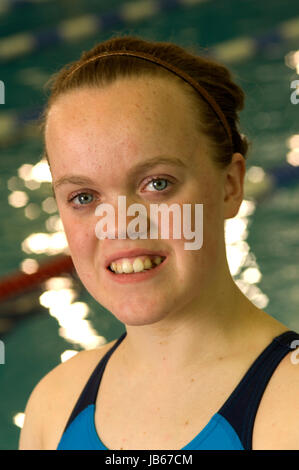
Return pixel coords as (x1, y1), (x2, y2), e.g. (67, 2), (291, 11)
(184, 420), (189, 425)
(190, 378), (195, 382)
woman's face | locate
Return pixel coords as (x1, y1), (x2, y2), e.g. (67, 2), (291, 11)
(45, 76), (239, 326)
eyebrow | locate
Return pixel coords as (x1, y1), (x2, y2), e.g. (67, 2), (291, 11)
(52, 155), (187, 190)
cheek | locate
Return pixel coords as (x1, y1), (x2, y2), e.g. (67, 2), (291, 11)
(180, 183), (223, 275)
(203, 196), (222, 238)
(201, 172), (224, 234)
(59, 211), (95, 256)
(188, 179), (223, 249)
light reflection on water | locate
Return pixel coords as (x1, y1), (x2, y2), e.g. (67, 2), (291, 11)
(39, 278), (106, 351)
(2, 11), (298, 446)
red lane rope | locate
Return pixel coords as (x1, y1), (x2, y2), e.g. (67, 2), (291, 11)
(0, 255), (75, 301)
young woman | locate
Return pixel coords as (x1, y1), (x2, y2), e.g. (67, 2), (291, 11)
(19, 35), (299, 450)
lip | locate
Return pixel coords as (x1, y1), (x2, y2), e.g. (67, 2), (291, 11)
(104, 249), (169, 269)
(105, 254), (169, 284)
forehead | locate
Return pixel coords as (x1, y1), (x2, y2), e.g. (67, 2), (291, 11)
(45, 76), (207, 173)
(46, 76), (198, 131)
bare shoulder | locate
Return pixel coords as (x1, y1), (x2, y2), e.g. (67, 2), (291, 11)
(19, 338), (119, 450)
(252, 343), (299, 450)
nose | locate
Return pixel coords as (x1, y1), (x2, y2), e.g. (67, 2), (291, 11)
(94, 195), (151, 241)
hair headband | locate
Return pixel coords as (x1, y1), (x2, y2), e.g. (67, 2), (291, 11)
(69, 50), (233, 147)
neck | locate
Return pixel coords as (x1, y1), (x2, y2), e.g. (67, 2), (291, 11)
(117, 270), (261, 377)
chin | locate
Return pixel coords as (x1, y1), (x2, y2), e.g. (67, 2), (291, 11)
(99, 299), (171, 326)
(118, 317), (163, 327)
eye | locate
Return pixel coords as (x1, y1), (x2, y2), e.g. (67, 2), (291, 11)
(69, 191), (95, 208)
(144, 177), (172, 192)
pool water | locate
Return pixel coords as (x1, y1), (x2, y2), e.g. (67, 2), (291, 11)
(0, 0), (298, 449)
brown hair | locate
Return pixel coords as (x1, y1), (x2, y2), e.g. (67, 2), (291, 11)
(40, 34), (250, 168)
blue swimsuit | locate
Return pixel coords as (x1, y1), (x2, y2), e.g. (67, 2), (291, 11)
(57, 330), (299, 450)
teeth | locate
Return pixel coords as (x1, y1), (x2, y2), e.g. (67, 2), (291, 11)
(109, 256), (163, 274)
(132, 258), (144, 273)
(116, 263), (123, 274)
(143, 258), (153, 269)
(122, 260), (134, 273)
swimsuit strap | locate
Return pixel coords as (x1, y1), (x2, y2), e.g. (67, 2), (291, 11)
(62, 331), (127, 433)
(61, 329), (299, 449)
(218, 330), (299, 449)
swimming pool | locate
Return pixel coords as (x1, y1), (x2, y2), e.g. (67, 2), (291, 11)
(0, 0), (298, 449)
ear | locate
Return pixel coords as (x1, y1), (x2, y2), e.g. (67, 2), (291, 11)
(223, 152), (246, 219)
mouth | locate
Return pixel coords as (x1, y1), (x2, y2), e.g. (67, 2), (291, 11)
(107, 254), (167, 274)
(104, 249), (168, 270)
(104, 251), (168, 284)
